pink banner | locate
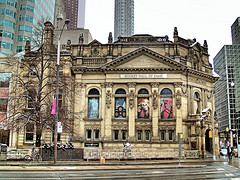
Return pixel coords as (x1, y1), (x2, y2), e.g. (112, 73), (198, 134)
(51, 98), (56, 114)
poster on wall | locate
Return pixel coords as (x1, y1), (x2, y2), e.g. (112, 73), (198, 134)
(115, 97), (126, 119)
(88, 98), (99, 119)
(160, 98), (172, 119)
(137, 98), (149, 118)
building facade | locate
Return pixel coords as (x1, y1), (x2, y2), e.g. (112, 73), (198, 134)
(54, 0), (67, 30)
(214, 44), (240, 148)
(9, 22), (219, 159)
(231, 17), (240, 44)
(0, 55), (19, 146)
(214, 17), (240, 148)
(0, 0), (55, 56)
(62, 0), (85, 29)
(114, 0), (134, 41)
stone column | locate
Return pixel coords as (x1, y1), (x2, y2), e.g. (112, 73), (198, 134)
(174, 83), (183, 138)
(128, 83), (136, 141)
(100, 83), (106, 139)
(74, 80), (85, 138)
(104, 83), (113, 140)
(151, 83), (159, 141)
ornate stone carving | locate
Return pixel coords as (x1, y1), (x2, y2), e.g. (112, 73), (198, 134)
(207, 90), (213, 100)
(152, 90), (158, 109)
(106, 90), (111, 109)
(105, 82), (113, 88)
(181, 84), (187, 95)
(176, 89), (182, 109)
(189, 77), (206, 85)
(174, 82), (182, 88)
(101, 83), (106, 88)
(75, 82), (82, 89)
(129, 90), (135, 109)
(79, 33), (84, 44)
(108, 32), (113, 43)
(127, 82), (136, 88)
(151, 83), (159, 88)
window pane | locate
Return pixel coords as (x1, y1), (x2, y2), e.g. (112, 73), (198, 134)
(138, 89), (148, 94)
(137, 98), (149, 118)
(88, 88), (99, 95)
(122, 130), (127, 140)
(0, 99), (8, 112)
(145, 131), (150, 140)
(194, 92), (199, 99)
(115, 88), (126, 94)
(160, 98), (173, 119)
(88, 98), (99, 119)
(160, 131), (165, 140)
(160, 88), (172, 95)
(137, 130), (142, 140)
(95, 130), (99, 139)
(87, 130), (91, 139)
(115, 97), (126, 118)
(26, 123), (34, 141)
(169, 131), (173, 141)
(0, 73), (11, 87)
(114, 130), (119, 140)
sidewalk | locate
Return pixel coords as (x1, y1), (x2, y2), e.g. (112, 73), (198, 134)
(0, 159), (225, 171)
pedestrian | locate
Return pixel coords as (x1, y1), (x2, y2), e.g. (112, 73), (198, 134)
(228, 146), (232, 159)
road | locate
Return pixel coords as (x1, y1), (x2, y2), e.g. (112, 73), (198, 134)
(0, 161), (239, 179)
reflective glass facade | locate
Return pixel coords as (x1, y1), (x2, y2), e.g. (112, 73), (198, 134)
(214, 45), (240, 132)
(114, 0), (134, 41)
(0, 0), (55, 56)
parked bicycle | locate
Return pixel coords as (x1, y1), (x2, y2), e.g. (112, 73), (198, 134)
(24, 149), (42, 163)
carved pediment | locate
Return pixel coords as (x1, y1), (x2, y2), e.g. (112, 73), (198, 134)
(117, 54), (171, 68)
(102, 46), (186, 70)
(88, 39), (102, 46)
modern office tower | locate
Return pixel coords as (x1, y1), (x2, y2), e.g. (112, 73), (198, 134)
(0, 0), (55, 56)
(231, 17), (240, 44)
(214, 18), (240, 148)
(62, 0), (86, 29)
(114, 0), (134, 41)
(54, 0), (67, 30)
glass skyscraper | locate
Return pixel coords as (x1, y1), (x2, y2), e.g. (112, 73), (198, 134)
(0, 0), (55, 56)
(231, 17), (240, 45)
(214, 18), (240, 147)
(114, 0), (134, 41)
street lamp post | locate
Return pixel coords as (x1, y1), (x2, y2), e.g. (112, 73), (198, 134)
(211, 92), (216, 160)
(54, 19), (70, 164)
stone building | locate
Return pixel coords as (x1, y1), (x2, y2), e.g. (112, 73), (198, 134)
(9, 22), (219, 159)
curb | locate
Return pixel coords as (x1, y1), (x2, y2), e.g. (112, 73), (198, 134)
(0, 164), (207, 171)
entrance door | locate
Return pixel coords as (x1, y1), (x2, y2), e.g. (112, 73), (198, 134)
(0, 130), (9, 146)
(205, 129), (212, 153)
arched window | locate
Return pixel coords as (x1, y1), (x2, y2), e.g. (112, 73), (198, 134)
(88, 88), (100, 119)
(193, 92), (200, 114)
(115, 88), (126, 119)
(160, 88), (173, 119)
(137, 88), (149, 119)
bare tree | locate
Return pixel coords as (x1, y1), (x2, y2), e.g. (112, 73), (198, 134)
(2, 21), (74, 148)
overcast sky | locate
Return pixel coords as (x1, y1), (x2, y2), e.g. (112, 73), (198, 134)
(85, 0), (240, 64)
